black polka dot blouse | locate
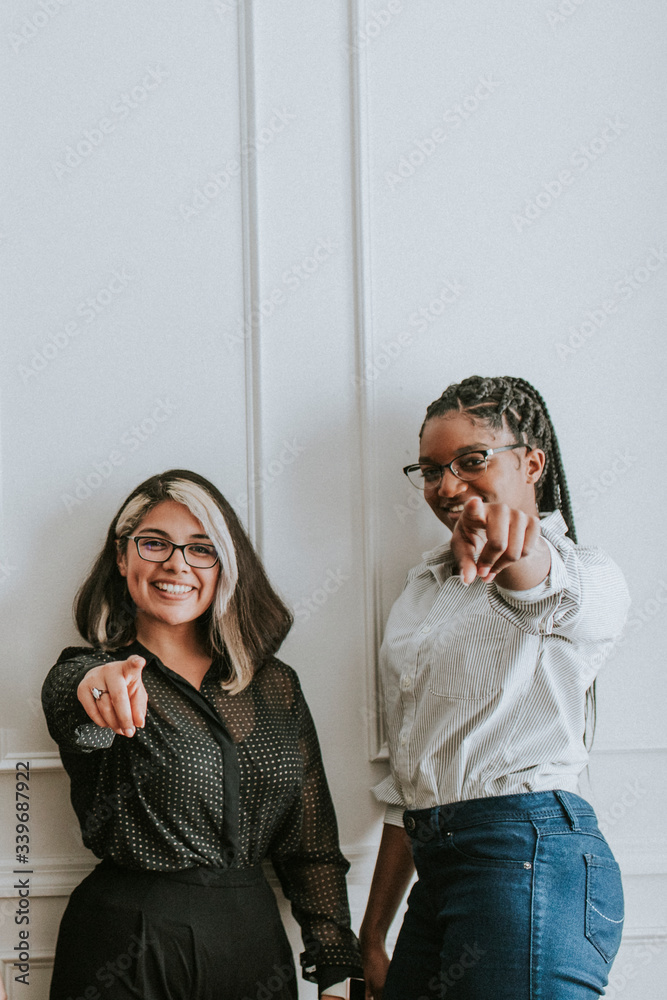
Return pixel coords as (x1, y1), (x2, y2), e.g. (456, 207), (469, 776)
(42, 641), (363, 987)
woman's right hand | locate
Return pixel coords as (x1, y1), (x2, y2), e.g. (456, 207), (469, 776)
(361, 937), (390, 1000)
(77, 654), (147, 737)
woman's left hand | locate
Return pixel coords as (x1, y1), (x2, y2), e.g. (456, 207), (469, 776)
(451, 497), (545, 585)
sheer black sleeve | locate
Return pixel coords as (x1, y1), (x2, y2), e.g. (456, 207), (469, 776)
(268, 674), (363, 991)
(42, 647), (118, 753)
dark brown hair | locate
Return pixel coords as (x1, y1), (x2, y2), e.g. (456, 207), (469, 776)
(74, 469), (293, 692)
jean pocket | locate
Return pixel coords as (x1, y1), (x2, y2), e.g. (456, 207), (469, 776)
(584, 853), (624, 962)
(448, 822), (535, 868)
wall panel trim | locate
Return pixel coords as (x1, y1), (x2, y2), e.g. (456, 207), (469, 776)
(348, 0), (386, 761)
(1, 955), (52, 999)
(237, 0), (262, 552)
(0, 729), (62, 770)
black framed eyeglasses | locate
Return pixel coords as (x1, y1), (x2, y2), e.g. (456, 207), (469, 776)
(403, 443), (528, 491)
(123, 535), (219, 568)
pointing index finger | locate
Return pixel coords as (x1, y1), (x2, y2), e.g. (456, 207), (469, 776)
(461, 496), (486, 523)
(122, 655), (148, 729)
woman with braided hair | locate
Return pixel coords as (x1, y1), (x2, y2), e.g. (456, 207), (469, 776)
(360, 376), (630, 999)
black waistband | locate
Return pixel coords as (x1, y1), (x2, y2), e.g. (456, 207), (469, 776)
(99, 858), (266, 887)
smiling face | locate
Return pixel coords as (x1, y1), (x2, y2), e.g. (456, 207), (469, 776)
(419, 411), (546, 532)
(116, 500), (221, 638)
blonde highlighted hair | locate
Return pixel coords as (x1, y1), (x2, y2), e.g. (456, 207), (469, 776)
(75, 470), (293, 692)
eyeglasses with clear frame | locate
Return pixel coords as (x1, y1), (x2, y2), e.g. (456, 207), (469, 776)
(123, 535), (220, 568)
(403, 443), (528, 491)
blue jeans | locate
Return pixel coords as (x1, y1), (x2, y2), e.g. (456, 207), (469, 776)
(384, 791), (624, 1000)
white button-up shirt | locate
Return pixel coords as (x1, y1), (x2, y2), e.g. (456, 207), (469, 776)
(374, 511), (630, 825)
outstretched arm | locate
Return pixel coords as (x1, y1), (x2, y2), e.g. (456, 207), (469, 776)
(359, 823), (415, 1000)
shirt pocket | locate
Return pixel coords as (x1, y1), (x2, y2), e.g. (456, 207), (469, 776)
(428, 613), (513, 700)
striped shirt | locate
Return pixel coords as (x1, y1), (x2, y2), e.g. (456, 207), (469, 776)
(373, 511), (630, 825)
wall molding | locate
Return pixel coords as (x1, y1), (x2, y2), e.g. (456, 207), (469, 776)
(0, 748), (61, 773)
(2, 843), (665, 898)
(348, 0), (385, 762)
(1, 954), (52, 999)
(0, 858), (94, 897)
(0, 848), (374, 898)
(237, 0), (262, 553)
(621, 927), (667, 944)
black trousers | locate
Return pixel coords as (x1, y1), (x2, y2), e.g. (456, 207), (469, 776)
(50, 860), (297, 1000)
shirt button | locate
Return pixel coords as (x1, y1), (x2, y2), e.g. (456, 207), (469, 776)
(400, 734), (407, 746)
(401, 675), (411, 690)
(421, 624), (432, 634)
(405, 793), (413, 805)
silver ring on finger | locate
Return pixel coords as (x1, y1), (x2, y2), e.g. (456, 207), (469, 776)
(91, 687), (108, 701)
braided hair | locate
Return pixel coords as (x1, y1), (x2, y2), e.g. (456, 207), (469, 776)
(420, 375), (577, 543)
(420, 375), (597, 745)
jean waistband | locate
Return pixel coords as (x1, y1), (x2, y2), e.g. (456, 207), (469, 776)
(403, 790), (597, 836)
(99, 858), (266, 888)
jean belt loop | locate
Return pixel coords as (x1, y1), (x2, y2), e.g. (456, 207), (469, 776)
(554, 790), (581, 831)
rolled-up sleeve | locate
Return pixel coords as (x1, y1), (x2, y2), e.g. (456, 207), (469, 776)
(488, 512), (630, 645)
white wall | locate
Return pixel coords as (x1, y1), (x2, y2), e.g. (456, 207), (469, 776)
(1, 1), (665, 997)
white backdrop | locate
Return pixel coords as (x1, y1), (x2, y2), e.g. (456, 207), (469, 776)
(1, 2), (665, 997)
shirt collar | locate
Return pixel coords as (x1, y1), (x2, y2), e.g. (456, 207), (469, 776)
(120, 639), (227, 685)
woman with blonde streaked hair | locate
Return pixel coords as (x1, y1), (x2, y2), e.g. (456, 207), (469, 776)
(43, 469), (362, 1000)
